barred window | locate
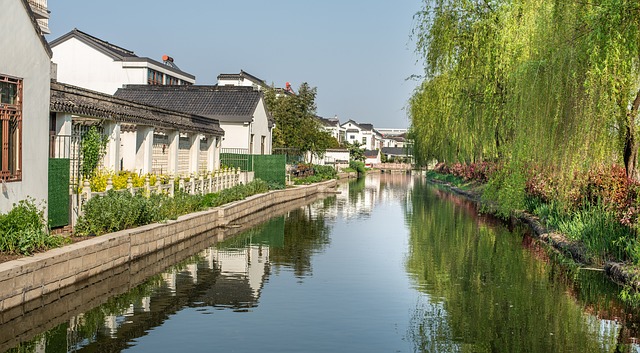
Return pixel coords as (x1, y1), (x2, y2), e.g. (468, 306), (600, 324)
(147, 69), (164, 85)
(0, 75), (22, 182)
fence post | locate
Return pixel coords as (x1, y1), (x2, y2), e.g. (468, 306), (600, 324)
(106, 177), (113, 191)
(169, 175), (175, 198)
(199, 173), (205, 195)
(82, 179), (92, 203)
(127, 177), (134, 195)
(236, 167), (241, 186)
(155, 178), (161, 194)
(144, 175), (151, 197)
(207, 171), (213, 194)
(215, 169), (221, 192)
(179, 174), (185, 192)
(190, 173), (196, 195)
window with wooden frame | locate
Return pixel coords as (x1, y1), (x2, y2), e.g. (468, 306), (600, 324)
(0, 75), (22, 182)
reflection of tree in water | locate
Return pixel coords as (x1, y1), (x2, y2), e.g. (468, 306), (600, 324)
(404, 179), (623, 353)
(269, 206), (331, 278)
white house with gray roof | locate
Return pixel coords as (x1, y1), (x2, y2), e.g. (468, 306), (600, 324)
(49, 29), (196, 95)
(115, 85), (274, 155)
(341, 120), (383, 150)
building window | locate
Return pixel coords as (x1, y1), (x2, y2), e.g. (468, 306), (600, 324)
(261, 135), (265, 155)
(148, 69), (164, 85)
(349, 135), (355, 140)
(166, 76), (179, 85)
(362, 137), (366, 145)
(0, 75), (22, 182)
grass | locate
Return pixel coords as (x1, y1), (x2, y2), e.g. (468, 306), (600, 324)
(525, 197), (638, 265)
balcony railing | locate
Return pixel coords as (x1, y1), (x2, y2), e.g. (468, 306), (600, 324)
(27, 0), (49, 20)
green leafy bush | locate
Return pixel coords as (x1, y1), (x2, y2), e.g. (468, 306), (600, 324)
(312, 165), (337, 179)
(0, 199), (66, 255)
(77, 180), (270, 236)
(349, 161), (366, 175)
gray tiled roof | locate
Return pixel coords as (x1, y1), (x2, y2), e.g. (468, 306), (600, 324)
(51, 82), (223, 136)
(115, 85), (269, 123)
(364, 149), (379, 158)
(381, 147), (408, 156)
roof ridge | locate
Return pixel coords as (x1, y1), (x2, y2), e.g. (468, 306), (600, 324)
(71, 28), (137, 57)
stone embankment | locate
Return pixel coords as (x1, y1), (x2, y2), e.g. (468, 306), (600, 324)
(0, 180), (337, 313)
(441, 181), (640, 290)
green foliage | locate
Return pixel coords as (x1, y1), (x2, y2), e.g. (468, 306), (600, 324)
(201, 179), (269, 208)
(425, 170), (465, 186)
(410, 0), (640, 189)
(80, 126), (108, 179)
(264, 83), (337, 159)
(348, 160), (366, 175)
(76, 180), (270, 236)
(345, 141), (365, 162)
(312, 165), (337, 180)
(0, 199), (66, 255)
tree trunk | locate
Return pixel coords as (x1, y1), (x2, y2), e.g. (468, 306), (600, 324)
(624, 89), (640, 179)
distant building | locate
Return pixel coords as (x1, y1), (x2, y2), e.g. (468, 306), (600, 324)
(316, 116), (345, 143)
(341, 120), (383, 150)
(0, 0), (52, 213)
(364, 149), (381, 167)
(115, 85), (274, 154)
(49, 29), (196, 95)
(217, 70), (268, 91)
(217, 70), (296, 96)
(27, 0), (50, 34)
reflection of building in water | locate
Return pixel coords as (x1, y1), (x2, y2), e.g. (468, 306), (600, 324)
(210, 245), (270, 299)
(312, 174), (414, 221)
(63, 243), (272, 350)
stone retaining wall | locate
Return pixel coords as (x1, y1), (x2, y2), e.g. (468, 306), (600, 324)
(0, 180), (337, 313)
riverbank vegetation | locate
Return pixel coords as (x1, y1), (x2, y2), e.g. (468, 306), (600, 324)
(292, 164), (338, 185)
(75, 179), (270, 236)
(410, 1), (640, 266)
(0, 199), (67, 255)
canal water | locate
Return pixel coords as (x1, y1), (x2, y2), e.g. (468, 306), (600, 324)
(4, 174), (640, 352)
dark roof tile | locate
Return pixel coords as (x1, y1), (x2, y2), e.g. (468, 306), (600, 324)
(114, 85), (268, 123)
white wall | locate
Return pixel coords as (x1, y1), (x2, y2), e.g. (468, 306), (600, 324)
(220, 122), (250, 150)
(52, 38), (133, 94)
(0, 1), (51, 213)
(251, 99), (272, 155)
(52, 38), (195, 94)
(219, 98), (272, 154)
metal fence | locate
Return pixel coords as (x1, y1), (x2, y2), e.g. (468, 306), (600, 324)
(220, 148), (252, 171)
(272, 148), (305, 165)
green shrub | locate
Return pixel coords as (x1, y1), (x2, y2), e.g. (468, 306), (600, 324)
(312, 165), (338, 179)
(349, 160), (366, 175)
(0, 199), (66, 255)
(77, 180), (270, 236)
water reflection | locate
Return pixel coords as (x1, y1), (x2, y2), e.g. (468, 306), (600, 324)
(404, 179), (639, 352)
(6, 174), (640, 352)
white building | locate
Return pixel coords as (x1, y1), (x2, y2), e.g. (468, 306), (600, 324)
(27, 0), (50, 34)
(341, 120), (383, 150)
(217, 70), (268, 91)
(0, 0), (52, 213)
(49, 29), (196, 95)
(115, 85), (274, 155)
(316, 116), (345, 144)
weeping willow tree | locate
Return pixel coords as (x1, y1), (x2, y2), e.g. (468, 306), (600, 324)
(410, 0), (640, 210)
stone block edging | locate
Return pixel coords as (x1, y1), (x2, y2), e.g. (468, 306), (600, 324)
(0, 179), (337, 312)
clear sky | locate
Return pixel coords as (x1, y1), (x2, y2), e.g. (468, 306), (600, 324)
(46, 1), (422, 129)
